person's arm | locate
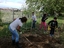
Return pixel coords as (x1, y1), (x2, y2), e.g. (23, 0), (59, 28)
(17, 19), (23, 32)
(45, 15), (48, 20)
(55, 21), (58, 30)
(56, 21), (58, 28)
(48, 20), (52, 25)
(48, 20), (53, 28)
(13, 18), (16, 21)
(16, 25), (21, 32)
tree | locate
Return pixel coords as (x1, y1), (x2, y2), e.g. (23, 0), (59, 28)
(26, 0), (64, 16)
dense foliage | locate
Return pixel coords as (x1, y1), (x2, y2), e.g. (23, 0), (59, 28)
(23, 0), (64, 16)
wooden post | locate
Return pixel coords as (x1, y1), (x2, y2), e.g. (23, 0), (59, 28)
(12, 9), (14, 21)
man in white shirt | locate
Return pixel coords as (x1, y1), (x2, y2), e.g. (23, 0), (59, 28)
(9, 17), (27, 48)
(32, 12), (37, 28)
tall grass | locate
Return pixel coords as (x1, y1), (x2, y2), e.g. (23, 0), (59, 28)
(0, 23), (11, 37)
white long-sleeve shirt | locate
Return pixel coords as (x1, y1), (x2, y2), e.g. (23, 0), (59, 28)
(10, 18), (23, 30)
(32, 15), (37, 21)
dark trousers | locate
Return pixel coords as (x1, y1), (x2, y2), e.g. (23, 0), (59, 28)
(50, 28), (55, 36)
(32, 21), (36, 28)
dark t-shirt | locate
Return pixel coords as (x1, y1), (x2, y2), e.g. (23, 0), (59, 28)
(41, 16), (48, 22)
(48, 20), (58, 28)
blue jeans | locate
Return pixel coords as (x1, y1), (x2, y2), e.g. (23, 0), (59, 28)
(32, 21), (36, 28)
(9, 26), (19, 42)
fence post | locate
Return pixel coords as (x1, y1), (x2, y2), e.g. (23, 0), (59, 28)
(12, 9), (14, 21)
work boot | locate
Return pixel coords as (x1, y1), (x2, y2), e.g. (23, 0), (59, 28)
(15, 42), (22, 48)
(12, 40), (15, 46)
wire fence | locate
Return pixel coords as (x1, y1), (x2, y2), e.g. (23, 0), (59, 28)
(0, 9), (23, 23)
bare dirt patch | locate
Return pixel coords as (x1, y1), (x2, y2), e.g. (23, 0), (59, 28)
(0, 33), (63, 48)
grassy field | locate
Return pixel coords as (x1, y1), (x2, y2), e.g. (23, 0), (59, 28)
(0, 16), (64, 36)
(1, 9), (23, 23)
(0, 16), (64, 46)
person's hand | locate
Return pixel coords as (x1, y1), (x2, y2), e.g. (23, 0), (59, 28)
(17, 29), (21, 32)
(20, 32), (22, 34)
(16, 25), (21, 32)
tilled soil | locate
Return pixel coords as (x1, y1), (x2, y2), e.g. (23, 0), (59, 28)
(0, 33), (63, 48)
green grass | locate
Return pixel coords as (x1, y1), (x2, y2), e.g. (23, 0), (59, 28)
(0, 16), (64, 37)
(0, 23), (11, 37)
(0, 16), (64, 44)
